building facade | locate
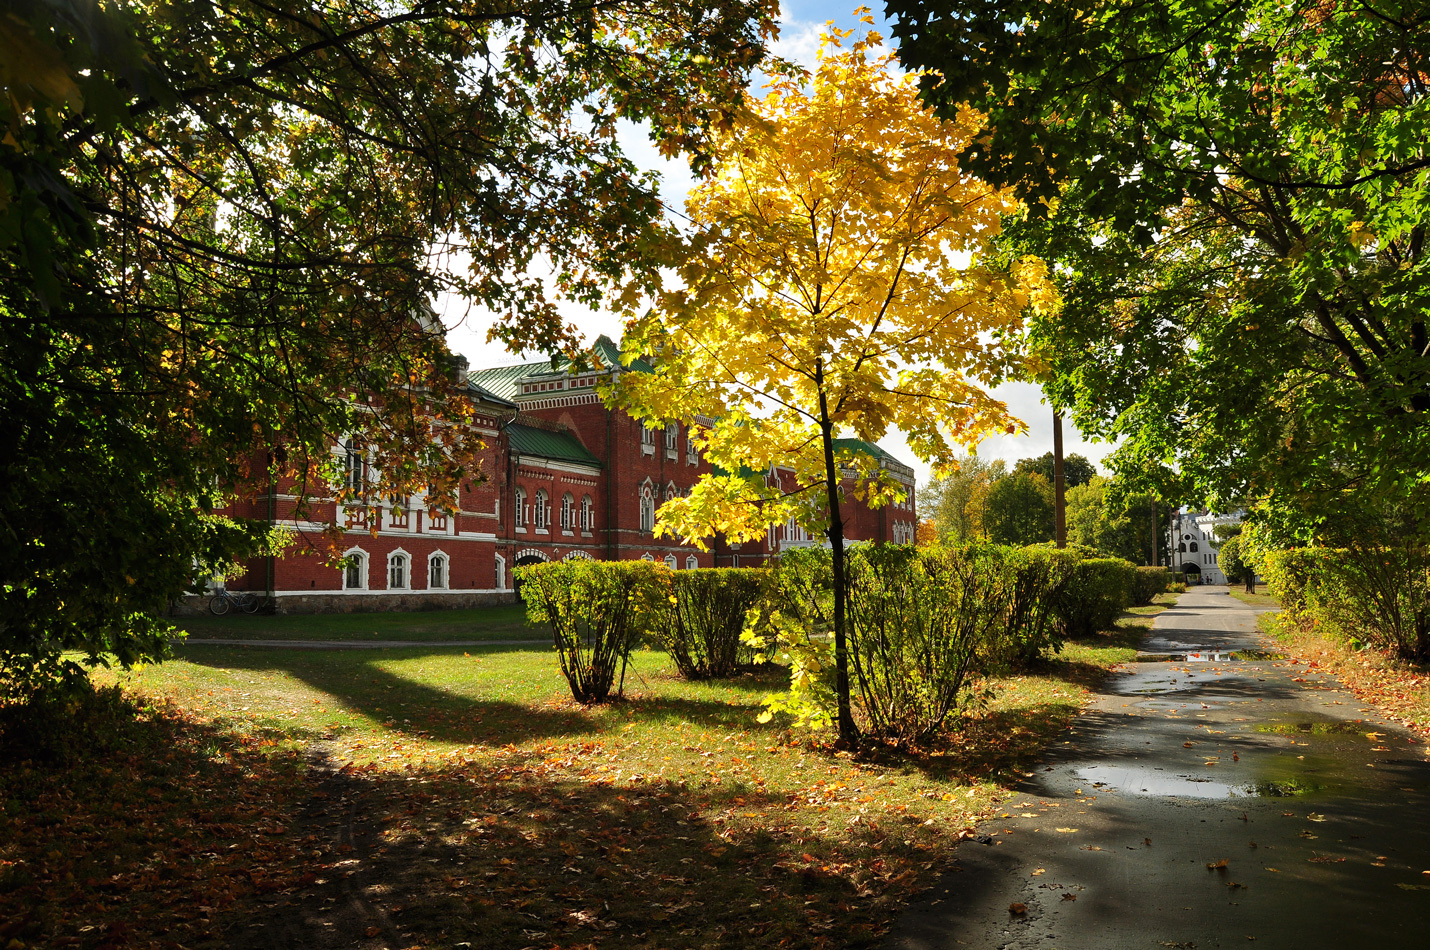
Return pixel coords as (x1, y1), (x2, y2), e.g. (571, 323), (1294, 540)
(221, 336), (918, 611)
(1168, 508), (1245, 585)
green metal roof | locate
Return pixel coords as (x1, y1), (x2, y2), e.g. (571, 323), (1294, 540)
(466, 360), (557, 401)
(505, 422), (601, 468)
(832, 437), (892, 461)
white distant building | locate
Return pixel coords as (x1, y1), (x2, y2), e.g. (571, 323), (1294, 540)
(1168, 508), (1245, 585)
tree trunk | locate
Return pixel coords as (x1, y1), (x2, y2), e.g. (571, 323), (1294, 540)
(1150, 496), (1158, 567)
(817, 381), (858, 746)
(1053, 411), (1066, 548)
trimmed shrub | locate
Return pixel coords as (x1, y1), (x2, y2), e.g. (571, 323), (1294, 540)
(1000, 546), (1079, 666)
(845, 545), (1007, 744)
(652, 568), (768, 679)
(1262, 546), (1430, 661)
(1054, 557), (1137, 637)
(1130, 566), (1172, 606)
(516, 560), (666, 703)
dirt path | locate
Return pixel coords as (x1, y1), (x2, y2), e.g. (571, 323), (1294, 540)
(886, 586), (1430, 949)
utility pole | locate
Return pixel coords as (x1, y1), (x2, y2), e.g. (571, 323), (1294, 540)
(1053, 410), (1066, 548)
(1150, 496), (1159, 567)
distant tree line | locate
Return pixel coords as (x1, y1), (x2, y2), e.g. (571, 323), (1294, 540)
(919, 453), (1169, 565)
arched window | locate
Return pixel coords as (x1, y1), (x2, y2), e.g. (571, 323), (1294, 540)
(581, 494), (594, 531)
(686, 434), (698, 463)
(343, 549), (368, 590)
(534, 489), (549, 529)
(642, 425), (655, 447)
(664, 554), (677, 569)
(686, 555), (698, 570)
(515, 487), (527, 528)
(639, 482), (655, 533)
(342, 438), (366, 493)
(641, 553), (655, 562)
(494, 554), (506, 590)
(388, 551), (409, 590)
(665, 422), (678, 450)
(665, 482), (678, 503)
(1189, 541), (1199, 553)
(1178, 541), (1186, 552)
(560, 492), (574, 530)
(428, 552), (448, 590)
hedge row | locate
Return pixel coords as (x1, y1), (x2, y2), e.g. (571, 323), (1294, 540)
(517, 549), (1171, 738)
(1261, 547), (1430, 661)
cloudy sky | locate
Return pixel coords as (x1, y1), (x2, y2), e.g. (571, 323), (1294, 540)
(440, 2), (1115, 489)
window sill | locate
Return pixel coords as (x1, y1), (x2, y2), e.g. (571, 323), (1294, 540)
(665, 450), (677, 460)
(581, 532), (593, 538)
(561, 531), (574, 537)
(641, 445), (655, 456)
(515, 527), (527, 534)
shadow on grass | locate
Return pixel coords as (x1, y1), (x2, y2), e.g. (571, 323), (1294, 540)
(3, 689), (946, 950)
(180, 646), (601, 745)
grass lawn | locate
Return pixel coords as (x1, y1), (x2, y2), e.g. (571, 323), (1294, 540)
(2, 598), (1172, 950)
(173, 602), (541, 642)
(1227, 589), (1281, 609)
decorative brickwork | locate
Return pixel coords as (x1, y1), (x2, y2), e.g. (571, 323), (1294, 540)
(223, 337), (917, 610)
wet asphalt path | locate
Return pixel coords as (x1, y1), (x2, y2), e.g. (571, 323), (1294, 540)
(887, 586), (1430, 949)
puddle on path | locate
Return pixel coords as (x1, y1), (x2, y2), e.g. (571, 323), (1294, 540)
(1074, 765), (1324, 799)
(1256, 720), (1368, 736)
(1133, 650), (1286, 663)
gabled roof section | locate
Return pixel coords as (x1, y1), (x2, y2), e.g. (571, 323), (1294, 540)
(834, 438), (915, 479)
(506, 422), (601, 468)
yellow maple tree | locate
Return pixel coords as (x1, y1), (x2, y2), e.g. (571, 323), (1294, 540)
(616, 16), (1052, 742)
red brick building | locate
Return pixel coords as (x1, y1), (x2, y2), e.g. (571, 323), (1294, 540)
(223, 336), (917, 611)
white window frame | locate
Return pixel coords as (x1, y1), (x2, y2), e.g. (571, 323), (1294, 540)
(428, 550), (449, 590)
(686, 555), (698, 570)
(515, 487), (527, 528)
(581, 494), (594, 532)
(561, 492), (575, 531)
(639, 481), (655, 533)
(665, 422), (678, 450)
(342, 547), (368, 591)
(686, 434), (698, 464)
(534, 489), (549, 530)
(494, 553), (507, 590)
(664, 554), (677, 569)
(387, 549), (411, 590)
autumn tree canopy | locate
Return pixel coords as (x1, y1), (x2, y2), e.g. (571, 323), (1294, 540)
(617, 21), (1050, 742)
(0, 0), (778, 696)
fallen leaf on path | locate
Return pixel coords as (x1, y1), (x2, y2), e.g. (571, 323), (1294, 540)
(1061, 893), (1077, 901)
(1055, 828), (1078, 833)
(1008, 903), (1027, 915)
(1207, 859), (1228, 870)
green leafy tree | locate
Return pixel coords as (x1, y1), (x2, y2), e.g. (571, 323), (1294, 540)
(1066, 476), (1169, 565)
(920, 453), (1006, 543)
(1217, 536), (1256, 594)
(983, 472), (1054, 546)
(1013, 452), (1096, 489)
(0, 0), (778, 697)
(887, 0), (1430, 537)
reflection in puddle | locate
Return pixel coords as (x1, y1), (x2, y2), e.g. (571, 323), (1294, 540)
(1256, 721), (1366, 736)
(1076, 765), (1255, 798)
(1075, 765), (1322, 799)
(1133, 650), (1286, 663)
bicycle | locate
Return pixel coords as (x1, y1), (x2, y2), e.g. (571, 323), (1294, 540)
(208, 589), (262, 615)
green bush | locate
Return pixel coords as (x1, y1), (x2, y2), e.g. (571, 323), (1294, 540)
(1130, 566), (1172, 606)
(652, 568), (768, 679)
(516, 560), (665, 704)
(845, 545), (1006, 744)
(999, 546), (1079, 666)
(1054, 557), (1137, 637)
(1262, 546), (1430, 660)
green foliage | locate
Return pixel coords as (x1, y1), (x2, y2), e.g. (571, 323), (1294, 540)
(0, 0), (777, 693)
(0, 684), (135, 765)
(920, 453), (1005, 543)
(1129, 567), (1171, 607)
(844, 545), (1001, 744)
(889, 0), (1430, 535)
(1013, 452), (1096, 489)
(1053, 558), (1136, 638)
(652, 568), (768, 680)
(745, 548), (838, 730)
(1261, 547), (1430, 661)
(516, 561), (667, 704)
(984, 472), (1054, 546)
(998, 546), (1079, 667)
(1065, 476), (1168, 565)
(1216, 536), (1256, 593)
